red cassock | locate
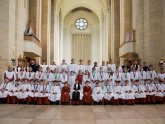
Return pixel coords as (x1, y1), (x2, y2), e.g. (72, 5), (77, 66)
(83, 86), (92, 104)
(76, 74), (83, 84)
(61, 86), (70, 103)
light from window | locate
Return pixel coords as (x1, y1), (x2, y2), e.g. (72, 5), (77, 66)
(75, 18), (88, 30)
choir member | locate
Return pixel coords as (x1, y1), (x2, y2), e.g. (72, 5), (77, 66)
(86, 60), (93, 74)
(61, 82), (70, 105)
(130, 66), (139, 85)
(98, 66), (107, 88)
(116, 62), (123, 72)
(105, 67), (114, 86)
(121, 67), (131, 86)
(132, 80), (146, 104)
(43, 67), (54, 86)
(92, 81), (104, 105)
(77, 59), (86, 73)
(17, 67), (26, 82)
(113, 67), (122, 84)
(83, 81), (92, 105)
(91, 67), (99, 88)
(59, 59), (68, 72)
(122, 60), (130, 72)
(49, 81), (61, 105)
(68, 71), (76, 87)
(103, 79), (114, 105)
(71, 80), (83, 105)
(152, 77), (164, 103)
(38, 81), (50, 105)
(113, 81), (125, 105)
(138, 65), (147, 85)
(59, 68), (68, 88)
(158, 68), (165, 83)
(147, 65), (157, 81)
(143, 79), (156, 104)
(50, 61), (58, 72)
(35, 67), (44, 81)
(143, 62), (149, 72)
(68, 59), (78, 74)
(52, 68), (60, 82)
(82, 70), (91, 87)
(4, 66), (16, 83)
(0, 78), (13, 104)
(76, 70), (83, 85)
(100, 61), (107, 72)
(107, 59), (116, 73)
(25, 67), (35, 84)
(40, 60), (48, 72)
(123, 80), (135, 105)
(32, 80), (40, 104)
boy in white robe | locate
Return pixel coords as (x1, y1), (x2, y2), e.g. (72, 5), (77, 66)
(132, 80), (146, 104)
(52, 68), (60, 82)
(43, 67), (54, 86)
(17, 68), (26, 83)
(100, 61), (107, 72)
(143, 79), (156, 104)
(98, 67), (107, 88)
(103, 80), (114, 105)
(123, 80), (135, 105)
(92, 81), (104, 105)
(38, 81), (50, 105)
(4, 66), (16, 83)
(59, 69), (68, 88)
(90, 67), (99, 88)
(121, 67), (131, 86)
(146, 65), (157, 81)
(25, 67), (35, 84)
(85, 60), (93, 74)
(35, 67), (44, 81)
(82, 70), (91, 87)
(138, 66), (147, 85)
(130, 67), (139, 85)
(40, 60), (48, 72)
(68, 71), (76, 87)
(77, 59), (86, 74)
(59, 59), (68, 73)
(107, 59), (116, 73)
(31, 80), (41, 104)
(113, 67), (122, 85)
(0, 78), (13, 103)
(113, 81), (125, 105)
(152, 77), (164, 103)
(49, 61), (58, 72)
(49, 81), (61, 105)
(68, 59), (78, 74)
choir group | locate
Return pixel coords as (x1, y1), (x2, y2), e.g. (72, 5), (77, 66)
(1, 59), (165, 105)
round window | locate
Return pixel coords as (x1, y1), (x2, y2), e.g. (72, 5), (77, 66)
(75, 18), (88, 30)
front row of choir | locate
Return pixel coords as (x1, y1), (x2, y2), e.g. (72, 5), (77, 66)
(0, 77), (165, 105)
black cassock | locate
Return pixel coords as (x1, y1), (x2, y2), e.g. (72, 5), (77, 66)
(72, 84), (81, 101)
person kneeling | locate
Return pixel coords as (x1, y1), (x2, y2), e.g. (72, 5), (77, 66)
(48, 81), (61, 105)
(103, 79), (114, 105)
(92, 81), (104, 105)
(123, 80), (135, 105)
(113, 80), (125, 105)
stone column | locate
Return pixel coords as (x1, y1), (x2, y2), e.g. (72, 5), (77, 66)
(41, 0), (51, 65)
(110, 0), (120, 63)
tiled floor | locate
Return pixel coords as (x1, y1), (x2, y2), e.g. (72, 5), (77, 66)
(0, 104), (165, 124)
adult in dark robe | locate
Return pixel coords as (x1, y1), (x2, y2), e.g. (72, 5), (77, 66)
(72, 80), (82, 105)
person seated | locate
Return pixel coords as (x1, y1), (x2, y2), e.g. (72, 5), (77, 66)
(9, 79), (20, 104)
(123, 80), (135, 105)
(17, 79), (31, 104)
(132, 80), (146, 104)
(152, 77), (164, 104)
(61, 82), (70, 105)
(35, 67), (44, 81)
(43, 67), (54, 86)
(143, 79), (156, 104)
(59, 68), (68, 88)
(0, 78), (13, 104)
(113, 81), (125, 105)
(71, 80), (83, 105)
(103, 79), (114, 105)
(82, 81), (92, 105)
(32, 80), (41, 104)
(48, 81), (61, 105)
(92, 81), (104, 105)
(38, 81), (50, 105)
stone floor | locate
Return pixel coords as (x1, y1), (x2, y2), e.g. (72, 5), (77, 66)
(0, 104), (165, 124)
